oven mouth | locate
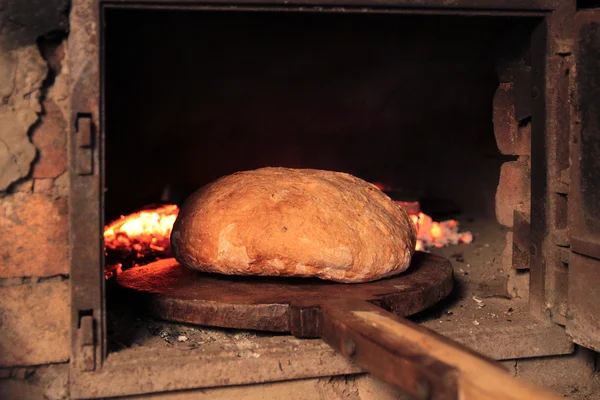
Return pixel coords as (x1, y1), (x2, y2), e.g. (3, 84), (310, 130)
(102, 6), (537, 318)
(66, 4), (558, 397)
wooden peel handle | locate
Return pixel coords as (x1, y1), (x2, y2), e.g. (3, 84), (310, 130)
(319, 300), (563, 400)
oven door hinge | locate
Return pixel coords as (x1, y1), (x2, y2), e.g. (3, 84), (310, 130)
(76, 314), (96, 372)
(75, 114), (95, 176)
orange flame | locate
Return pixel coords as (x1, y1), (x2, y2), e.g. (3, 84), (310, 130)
(104, 204), (179, 277)
(430, 222), (442, 239)
(408, 211), (472, 251)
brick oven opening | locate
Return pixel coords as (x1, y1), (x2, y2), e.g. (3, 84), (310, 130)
(103, 9), (539, 358)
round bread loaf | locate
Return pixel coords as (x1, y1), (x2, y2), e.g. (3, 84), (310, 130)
(171, 167), (416, 283)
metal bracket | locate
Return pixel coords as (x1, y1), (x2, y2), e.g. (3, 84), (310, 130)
(75, 114), (94, 175)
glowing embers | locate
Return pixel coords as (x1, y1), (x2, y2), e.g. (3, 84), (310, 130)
(371, 182), (473, 251)
(409, 212), (473, 251)
(104, 204), (179, 278)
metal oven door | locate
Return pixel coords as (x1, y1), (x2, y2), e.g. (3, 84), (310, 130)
(566, 8), (600, 352)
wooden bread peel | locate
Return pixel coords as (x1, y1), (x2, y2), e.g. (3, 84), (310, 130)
(117, 252), (562, 400)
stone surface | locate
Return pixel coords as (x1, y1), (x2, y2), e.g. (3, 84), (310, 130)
(507, 269), (530, 301)
(33, 178), (55, 192)
(0, 192), (68, 277)
(0, 363), (68, 400)
(495, 159), (531, 228)
(0, 47), (18, 98)
(0, 1), (69, 50)
(0, 110), (38, 190)
(11, 179), (33, 193)
(31, 100), (67, 179)
(46, 47), (69, 119)
(512, 243), (530, 271)
(493, 82), (531, 156)
(0, 280), (69, 366)
(73, 321), (364, 398)
(503, 229), (529, 271)
(503, 231), (514, 271)
(515, 349), (595, 392)
(52, 171), (69, 198)
(31, 55), (69, 179)
(0, 45), (47, 191)
(501, 347), (596, 397)
(127, 374), (406, 400)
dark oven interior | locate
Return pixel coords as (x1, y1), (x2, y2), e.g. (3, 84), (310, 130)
(105, 10), (538, 220)
(103, 8), (539, 353)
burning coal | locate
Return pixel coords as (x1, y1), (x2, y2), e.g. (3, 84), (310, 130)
(104, 204), (179, 278)
(371, 182), (473, 251)
(410, 212), (473, 251)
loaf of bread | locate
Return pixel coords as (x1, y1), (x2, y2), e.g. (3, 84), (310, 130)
(171, 167), (416, 283)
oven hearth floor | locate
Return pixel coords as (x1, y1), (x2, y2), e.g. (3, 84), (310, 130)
(417, 217), (572, 361)
(100, 217), (584, 398)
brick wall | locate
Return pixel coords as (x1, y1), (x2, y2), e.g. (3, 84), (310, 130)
(493, 76), (532, 299)
(0, 2), (71, 397)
